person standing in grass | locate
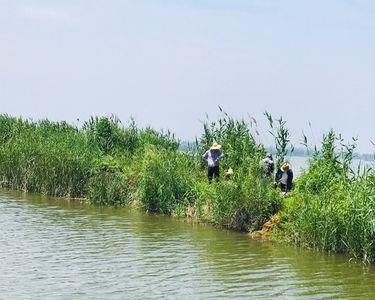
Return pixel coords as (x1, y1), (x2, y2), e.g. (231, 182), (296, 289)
(262, 153), (275, 178)
(274, 162), (293, 193)
(203, 143), (224, 183)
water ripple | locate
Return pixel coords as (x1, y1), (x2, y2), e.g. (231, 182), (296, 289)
(1, 193), (375, 299)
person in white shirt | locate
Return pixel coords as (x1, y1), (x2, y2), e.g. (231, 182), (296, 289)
(274, 162), (293, 193)
(202, 143), (224, 183)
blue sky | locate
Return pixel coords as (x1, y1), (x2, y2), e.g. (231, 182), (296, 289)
(1, 0), (375, 151)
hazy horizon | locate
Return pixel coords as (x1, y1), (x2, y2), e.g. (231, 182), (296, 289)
(1, 0), (375, 152)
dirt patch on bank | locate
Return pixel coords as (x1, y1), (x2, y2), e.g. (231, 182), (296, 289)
(250, 213), (280, 238)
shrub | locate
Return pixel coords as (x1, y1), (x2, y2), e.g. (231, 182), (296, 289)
(138, 147), (196, 214)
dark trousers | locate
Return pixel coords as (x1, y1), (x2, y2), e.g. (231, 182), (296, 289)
(279, 183), (292, 192)
(208, 166), (220, 183)
(280, 183), (287, 192)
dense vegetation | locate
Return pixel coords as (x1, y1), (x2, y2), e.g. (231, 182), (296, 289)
(0, 113), (281, 233)
(278, 131), (375, 263)
(1, 113), (375, 263)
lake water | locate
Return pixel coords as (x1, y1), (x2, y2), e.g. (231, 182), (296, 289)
(286, 156), (373, 176)
(1, 190), (375, 299)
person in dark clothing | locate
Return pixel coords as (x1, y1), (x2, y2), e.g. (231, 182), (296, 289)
(203, 143), (224, 183)
(262, 153), (275, 177)
(274, 162), (293, 193)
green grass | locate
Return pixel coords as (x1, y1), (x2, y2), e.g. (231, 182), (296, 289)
(0, 116), (99, 197)
(277, 130), (375, 263)
(2, 113), (375, 263)
(0, 113), (280, 233)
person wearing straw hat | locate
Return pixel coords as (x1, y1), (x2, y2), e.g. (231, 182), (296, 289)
(274, 162), (293, 193)
(203, 142), (224, 183)
(225, 167), (234, 180)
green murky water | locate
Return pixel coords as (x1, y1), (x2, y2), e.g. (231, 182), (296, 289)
(1, 190), (375, 299)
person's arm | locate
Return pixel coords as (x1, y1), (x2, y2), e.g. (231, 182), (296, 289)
(214, 151), (224, 163)
(274, 169), (281, 183)
(218, 151), (224, 160)
(203, 150), (209, 161)
(273, 170), (279, 188)
(287, 170), (294, 191)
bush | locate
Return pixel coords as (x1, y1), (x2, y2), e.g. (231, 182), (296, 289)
(138, 147), (196, 214)
(0, 117), (98, 197)
(279, 129), (375, 262)
(87, 171), (129, 205)
(192, 158), (281, 231)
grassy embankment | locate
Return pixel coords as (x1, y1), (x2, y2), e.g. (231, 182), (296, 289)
(278, 131), (375, 263)
(0, 113), (375, 263)
(0, 114), (280, 232)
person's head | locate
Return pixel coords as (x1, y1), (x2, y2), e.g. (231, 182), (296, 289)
(266, 153), (273, 160)
(281, 162), (292, 172)
(210, 142), (222, 152)
(226, 168), (234, 178)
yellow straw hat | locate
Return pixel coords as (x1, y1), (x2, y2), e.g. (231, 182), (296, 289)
(210, 142), (222, 150)
(281, 162), (292, 171)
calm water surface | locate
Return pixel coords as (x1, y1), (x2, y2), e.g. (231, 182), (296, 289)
(286, 156), (373, 176)
(1, 190), (375, 299)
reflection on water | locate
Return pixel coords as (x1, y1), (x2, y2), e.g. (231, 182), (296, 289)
(1, 190), (375, 299)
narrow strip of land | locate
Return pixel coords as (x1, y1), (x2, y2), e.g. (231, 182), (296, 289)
(0, 114), (373, 263)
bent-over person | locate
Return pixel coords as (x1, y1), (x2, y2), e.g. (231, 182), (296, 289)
(274, 162), (293, 193)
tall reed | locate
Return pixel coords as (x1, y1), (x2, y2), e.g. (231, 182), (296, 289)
(3, 113), (375, 262)
(279, 129), (375, 262)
